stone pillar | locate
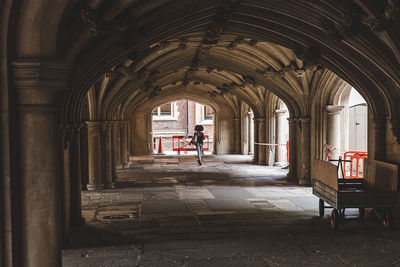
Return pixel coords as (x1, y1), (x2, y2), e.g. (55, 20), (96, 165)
(61, 125), (72, 244)
(86, 121), (104, 190)
(274, 110), (287, 166)
(112, 122), (122, 169)
(127, 121), (132, 156)
(120, 121), (129, 168)
(257, 118), (266, 165)
(70, 124), (85, 226)
(12, 61), (70, 267)
(103, 122), (114, 188)
(287, 118), (297, 180)
(369, 118), (386, 160)
(248, 112), (254, 155)
(253, 117), (259, 162)
(299, 118), (311, 185)
(326, 105), (344, 160)
(234, 117), (241, 154)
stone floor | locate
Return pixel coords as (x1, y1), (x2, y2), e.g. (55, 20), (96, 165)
(63, 155), (400, 266)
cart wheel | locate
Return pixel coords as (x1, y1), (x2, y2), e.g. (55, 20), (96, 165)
(331, 209), (340, 230)
(358, 208), (365, 220)
(340, 208), (346, 218)
(319, 199), (324, 218)
(383, 208), (393, 230)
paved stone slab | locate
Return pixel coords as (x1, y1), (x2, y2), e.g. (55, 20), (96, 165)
(205, 199), (256, 211)
(62, 245), (141, 267)
(207, 186), (255, 199)
(176, 187), (215, 199)
(141, 200), (190, 214)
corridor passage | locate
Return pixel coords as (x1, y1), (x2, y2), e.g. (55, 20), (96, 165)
(64, 155), (400, 266)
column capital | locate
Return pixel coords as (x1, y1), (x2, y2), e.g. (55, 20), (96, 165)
(253, 117), (266, 122)
(287, 117), (297, 125)
(118, 120), (128, 127)
(275, 109), (287, 116)
(234, 117), (241, 121)
(299, 117), (311, 124)
(372, 118), (386, 129)
(326, 105), (344, 114)
(59, 124), (74, 149)
(86, 121), (104, 128)
(11, 60), (72, 108)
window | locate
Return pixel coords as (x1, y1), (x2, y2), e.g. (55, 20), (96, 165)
(153, 103), (172, 116)
(195, 103), (213, 125)
(204, 106), (213, 120)
(152, 102), (177, 120)
(160, 103), (171, 115)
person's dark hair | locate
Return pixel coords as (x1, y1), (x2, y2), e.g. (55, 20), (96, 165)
(195, 125), (204, 131)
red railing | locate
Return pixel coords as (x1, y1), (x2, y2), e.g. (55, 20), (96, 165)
(172, 135), (210, 153)
(343, 151), (368, 178)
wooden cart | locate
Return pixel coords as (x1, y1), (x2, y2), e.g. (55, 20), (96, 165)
(312, 158), (400, 230)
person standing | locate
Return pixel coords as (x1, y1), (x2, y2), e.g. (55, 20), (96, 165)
(191, 125), (205, 165)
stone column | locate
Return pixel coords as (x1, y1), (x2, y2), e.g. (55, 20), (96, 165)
(70, 124), (85, 226)
(112, 122), (122, 169)
(127, 121), (132, 156)
(299, 118), (311, 185)
(287, 118), (297, 180)
(103, 122), (114, 188)
(248, 112), (254, 155)
(369, 118), (386, 160)
(234, 117), (241, 154)
(0, 54), (12, 264)
(120, 121), (129, 168)
(12, 61), (70, 267)
(253, 117), (259, 162)
(126, 121), (130, 155)
(87, 121), (104, 190)
(274, 110), (287, 166)
(326, 105), (344, 160)
(61, 125), (72, 244)
(257, 118), (266, 165)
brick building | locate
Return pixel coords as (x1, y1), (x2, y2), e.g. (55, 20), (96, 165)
(152, 100), (214, 153)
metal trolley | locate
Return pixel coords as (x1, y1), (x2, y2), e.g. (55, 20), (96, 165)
(312, 157), (400, 230)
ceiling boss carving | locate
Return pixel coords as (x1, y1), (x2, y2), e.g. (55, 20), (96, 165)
(320, 7), (362, 42)
(80, 6), (105, 36)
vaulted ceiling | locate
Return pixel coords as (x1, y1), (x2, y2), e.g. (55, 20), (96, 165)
(37, 0), (400, 123)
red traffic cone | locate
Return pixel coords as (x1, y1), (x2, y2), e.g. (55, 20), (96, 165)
(157, 137), (165, 155)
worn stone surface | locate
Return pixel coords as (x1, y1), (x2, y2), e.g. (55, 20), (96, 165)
(64, 155), (400, 266)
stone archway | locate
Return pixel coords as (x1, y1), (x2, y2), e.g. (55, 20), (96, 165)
(2, 1), (400, 266)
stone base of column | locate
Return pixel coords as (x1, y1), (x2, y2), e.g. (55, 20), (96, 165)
(104, 182), (115, 189)
(258, 160), (266, 165)
(248, 152), (254, 155)
(298, 179), (310, 185)
(116, 164), (123, 169)
(286, 171), (297, 179)
(286, 175), (298, 182)
(123, 163), (130, 168)
(72, 216), (86, 226)
(87, 183), (104, 190)
(273, 161), (287, 167)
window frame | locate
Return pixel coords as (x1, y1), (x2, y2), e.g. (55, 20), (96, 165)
(152, 102), (178, 121)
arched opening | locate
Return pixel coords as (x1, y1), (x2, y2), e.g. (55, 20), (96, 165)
(346, 89), (368, 152)
(3, 1), (400, 266)
(151, 100), (215, 155)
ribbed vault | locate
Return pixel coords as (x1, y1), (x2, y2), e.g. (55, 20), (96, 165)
(47, 0), (400, 129)
(4, 1), (400, 265)
(81, 37), (346, 122)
